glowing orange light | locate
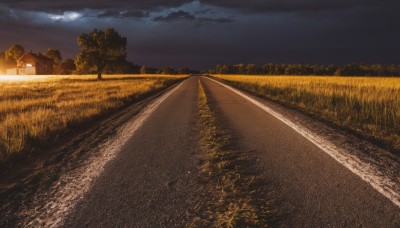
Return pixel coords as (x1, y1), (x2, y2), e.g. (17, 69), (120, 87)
(0, 75), (52, 82)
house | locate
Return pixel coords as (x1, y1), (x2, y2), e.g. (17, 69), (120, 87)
(16, 52), (53, 75)
(6, 68), (19, 75)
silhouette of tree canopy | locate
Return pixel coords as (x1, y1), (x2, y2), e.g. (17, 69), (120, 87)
(5, 44), (25, 63)
(44, 48), (62, 74)
(158, 66), (177, 75)
(178, 67), (190, 74)
(140, 65), (158, 74)
(75, 28), (127, 79)
(210, 63), (400, 76)
(0, 52), (5, 73)
(60, 58), (76, 74)
(44, 48), (62, 65)
(103, 60), (140, 74)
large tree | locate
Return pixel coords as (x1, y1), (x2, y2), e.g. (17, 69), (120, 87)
(44, 48), (62, 74)
(75, 28), (127, 79)
(5, 44), (25, 63)
(44, 48), (62, 64)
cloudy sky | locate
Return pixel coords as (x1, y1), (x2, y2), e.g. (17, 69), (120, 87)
(1, 0), (399, 69)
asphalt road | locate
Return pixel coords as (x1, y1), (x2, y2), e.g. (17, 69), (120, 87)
(64, 77), (200, 227)
(200, 77), (400, 227)
(64, 76), (399, 227)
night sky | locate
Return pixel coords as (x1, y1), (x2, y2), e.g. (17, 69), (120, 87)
(1, 0), (399, 70)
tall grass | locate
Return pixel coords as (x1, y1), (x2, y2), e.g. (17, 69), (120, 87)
(214, 75), (400, 152)
(0, 75), (185, 161)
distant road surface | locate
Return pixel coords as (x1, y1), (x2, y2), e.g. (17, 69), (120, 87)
(18, 76), (400, 227)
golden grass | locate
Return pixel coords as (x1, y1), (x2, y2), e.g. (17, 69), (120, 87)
(213, 75), (400, 152)
(0, 74), (185, 161)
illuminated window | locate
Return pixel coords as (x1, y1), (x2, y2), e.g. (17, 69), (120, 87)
(26, 64), (33, 67)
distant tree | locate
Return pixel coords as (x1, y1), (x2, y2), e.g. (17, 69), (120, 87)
(60, 58), (76, 74)
(215, 64), (232, 74)
(124, 61), (140, 74)
(326, 64), (336, 75)
(209, 63), (400, 77)
(140, 65), (149, 74)
(214, 65), (220, 74)
(233, 63), (246, 74)
(159, 66), (176, 75)
(336, 64), (362, 76)
(139, 65), (159, 74)
(44, 48), (62, 74)
(44, 48), (62, 65)
(190, 69), (201, 74)
(5, 44), (25, 63)
(75, 28), (127, 79)
(103, 60), (140, 74)
(246, 64), (257, 74)
(178, 67), (190, 75)
(262, 63), (273, 75)
(0, 52), (5, 74)
(386, 65), (400, 76)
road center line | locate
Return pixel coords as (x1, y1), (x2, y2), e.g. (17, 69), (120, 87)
(204, 76), (400, 208)
(20, 81), (185, 227)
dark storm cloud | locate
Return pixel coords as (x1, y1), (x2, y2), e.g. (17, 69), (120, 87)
(198, 17), (233, 24)
(1, 0), (400, 69)
(0, 0), (189, 12)
(2, 0), (397, 13)
(153, 10), (234, 26)
(98, 10), (149, 19)
(123, 11), (150, 18)
(154, 10), (195, 22)
(0, 7), (12, 19)
(153, 10), (232, 24)
(201, 0), (397, 13)
(194, 8), (212, 14)
(0, 5), (23, 19)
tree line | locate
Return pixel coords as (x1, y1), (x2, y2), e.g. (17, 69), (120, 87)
(209, 63), (400, 76)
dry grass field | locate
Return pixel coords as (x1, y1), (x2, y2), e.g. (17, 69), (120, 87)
(213, 75), (400, 152)
(0, 75), (185, 162)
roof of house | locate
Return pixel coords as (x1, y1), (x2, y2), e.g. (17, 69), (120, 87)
(18, 52), (53, 63)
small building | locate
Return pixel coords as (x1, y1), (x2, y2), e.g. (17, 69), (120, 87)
(6, 68), (19, 75)
(16, 52), (53, 75)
